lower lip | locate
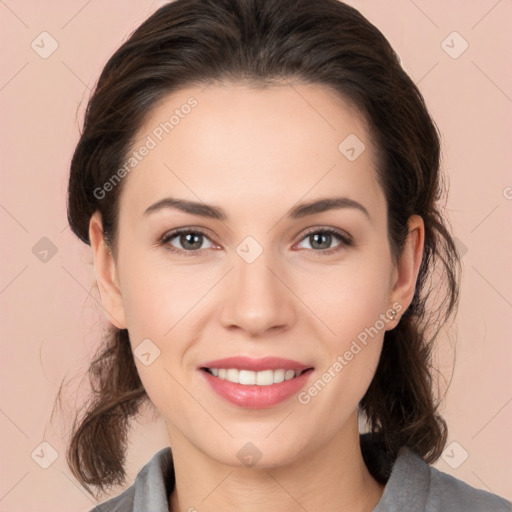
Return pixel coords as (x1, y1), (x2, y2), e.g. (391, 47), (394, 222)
(200, 369), (314, 409)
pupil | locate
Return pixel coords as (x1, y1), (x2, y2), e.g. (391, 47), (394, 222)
(182, 233), (202, 250)
(311, 233), (330, 250)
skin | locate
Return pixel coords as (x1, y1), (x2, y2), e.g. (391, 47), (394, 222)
(89, 82), (424, 512)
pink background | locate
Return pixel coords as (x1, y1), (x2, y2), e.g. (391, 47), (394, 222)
(1, 1), (511, 510)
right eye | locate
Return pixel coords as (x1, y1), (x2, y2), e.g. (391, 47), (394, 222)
(160, 228), (216, 256)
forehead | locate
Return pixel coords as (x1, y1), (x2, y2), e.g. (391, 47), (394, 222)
(118, 82), (385, 224)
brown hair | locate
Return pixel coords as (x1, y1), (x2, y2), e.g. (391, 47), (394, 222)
(62, 0), (460, 497)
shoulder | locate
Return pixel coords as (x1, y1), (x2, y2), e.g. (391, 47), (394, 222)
(87, 484), (135, 512)
(374, 445), (511, 512)
(88, 487), (135, 512)
(426, 460), (511, 511)
(87, 447), (174, 512)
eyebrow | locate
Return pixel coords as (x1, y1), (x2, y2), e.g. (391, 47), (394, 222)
(143, 196), (370, 221)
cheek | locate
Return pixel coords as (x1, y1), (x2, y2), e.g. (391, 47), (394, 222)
(299, 285), (386, 421)
(299, 252), (391, 398)
(302, 254), (392, 340)
(119, 249), (209, 338)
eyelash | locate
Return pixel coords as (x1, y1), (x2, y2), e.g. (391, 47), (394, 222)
(159, 227), (352, 257)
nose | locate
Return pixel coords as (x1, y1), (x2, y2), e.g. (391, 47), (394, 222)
(218, 249), (296, 337)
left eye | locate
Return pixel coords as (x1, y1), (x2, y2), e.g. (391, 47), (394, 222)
(296, 228), (351, 254)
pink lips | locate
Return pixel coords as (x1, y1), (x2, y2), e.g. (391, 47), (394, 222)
(199, 356), (314, 409)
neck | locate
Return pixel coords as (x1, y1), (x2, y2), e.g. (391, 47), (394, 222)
(167, 413), (384, 512)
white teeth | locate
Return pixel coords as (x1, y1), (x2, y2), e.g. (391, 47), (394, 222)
(239, 370), (255, 385)
(207, 368), (302, 385)
(284, 369), (295, 380)
(273, 369), (285, 383)
(256, 370), (273, 385)
(226, 368), (239, 383)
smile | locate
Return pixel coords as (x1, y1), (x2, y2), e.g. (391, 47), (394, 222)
(198, 356), (315, 409)
(203, 368), (308, 385)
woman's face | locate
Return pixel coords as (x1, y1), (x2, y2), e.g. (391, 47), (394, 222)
(91, 82), (420, 467)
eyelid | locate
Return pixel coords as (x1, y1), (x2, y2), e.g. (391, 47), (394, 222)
(160, 226), (214, 242)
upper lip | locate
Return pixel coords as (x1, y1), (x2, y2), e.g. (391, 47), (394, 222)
(200, 356), (313, 372)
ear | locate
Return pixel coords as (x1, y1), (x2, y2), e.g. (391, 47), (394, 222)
(88, 211), (127, 329)
(387, 214), (425, 328)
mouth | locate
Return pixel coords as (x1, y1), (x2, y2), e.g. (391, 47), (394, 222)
(201, 367), (313, 385)
(198, 356), (315, 409)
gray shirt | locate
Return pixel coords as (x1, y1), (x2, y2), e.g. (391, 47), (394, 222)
(89, 441), (511, 511)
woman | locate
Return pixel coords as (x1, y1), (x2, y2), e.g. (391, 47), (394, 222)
(63, 0), (510, 510)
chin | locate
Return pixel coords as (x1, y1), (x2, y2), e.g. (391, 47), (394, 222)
(202, 433), (311, 470)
